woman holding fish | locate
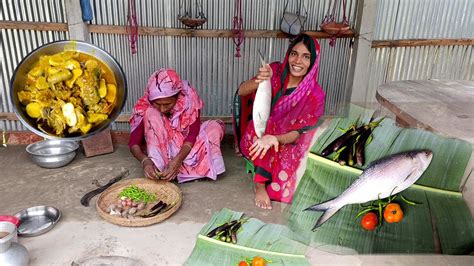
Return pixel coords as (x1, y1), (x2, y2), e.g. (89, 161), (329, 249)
(235, 34), (326, 209)
(129, 68), (226, 183)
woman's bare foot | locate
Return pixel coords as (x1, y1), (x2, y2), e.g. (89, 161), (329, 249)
(255, 182), (272, 209)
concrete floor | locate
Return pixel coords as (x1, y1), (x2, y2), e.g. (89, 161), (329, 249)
(0, 142), (472, 265)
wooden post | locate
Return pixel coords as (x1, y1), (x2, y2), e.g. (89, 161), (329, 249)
(348, 0), (379, 107)
(65, 0), (115, 155)
(65, 0), (90, 42)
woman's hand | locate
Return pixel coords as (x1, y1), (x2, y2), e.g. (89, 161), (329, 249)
(254, 64), (273, 84)
(161, 158), (182, 181)
(143, 159), (161, 180)
(249, 134), (279, 160)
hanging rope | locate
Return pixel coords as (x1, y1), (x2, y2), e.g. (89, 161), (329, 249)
(320, 0), (350, 47)
(232, 0), (244, 57)
(127, 0), (138, 54)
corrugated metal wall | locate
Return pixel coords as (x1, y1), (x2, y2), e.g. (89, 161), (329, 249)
(1, 0), (358, 132)
(0, 0), (68, 131)
(89, 0), (358, 130)
(366, 0), (474, 103)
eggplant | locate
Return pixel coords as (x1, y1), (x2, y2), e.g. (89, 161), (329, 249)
(230, 221), (242, 244)
(321, 124), (370, 157)
(155, 202), (167, 213)
(150, 200), (164, 212)
(231, 230), (238, 244)
(140, 202), (168, 218)
(336, 146), (349, 166)
(334, 128), (364, 166)
(355, 127), (373, 167)
(321, 126), (356, 156)
(347, 142), (355, 166)
(206, 220), (238, 238)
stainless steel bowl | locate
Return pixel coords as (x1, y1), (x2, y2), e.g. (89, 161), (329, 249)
(26, 139), (79, 168)
(14, 206), (61, 237)
(10, 40), (127, 141)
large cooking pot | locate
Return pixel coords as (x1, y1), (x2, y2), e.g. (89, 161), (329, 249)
(10, 40), (127, 140)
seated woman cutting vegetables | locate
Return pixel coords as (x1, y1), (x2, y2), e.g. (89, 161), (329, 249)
(129, 68), (226, 182)
(234, 34), (325, 209)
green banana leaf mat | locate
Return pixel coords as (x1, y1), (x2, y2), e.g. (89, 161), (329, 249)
(287, 106), (473, 254)
(185, 208), (309, 266)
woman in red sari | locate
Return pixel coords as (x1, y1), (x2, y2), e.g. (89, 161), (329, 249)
(235, 34), (325, 209)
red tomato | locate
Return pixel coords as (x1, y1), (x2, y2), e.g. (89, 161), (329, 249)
(361, 212), (378, 231)
(238, 261), (249, 266)
(383, 203), (404, 223)
(251, 256), (266, 266)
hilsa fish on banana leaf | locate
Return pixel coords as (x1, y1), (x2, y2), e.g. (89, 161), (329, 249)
(305, 150), (433, 230)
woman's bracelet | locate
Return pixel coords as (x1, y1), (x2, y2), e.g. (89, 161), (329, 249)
(141, 157), (152, 166)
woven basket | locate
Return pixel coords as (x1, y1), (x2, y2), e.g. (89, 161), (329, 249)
(96, 178), (182, 227)
(179, 17), (207, 28)
(320, 22), (351, 35)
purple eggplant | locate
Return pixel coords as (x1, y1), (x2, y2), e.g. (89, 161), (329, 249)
(321, 125), (369, 157)
(355, 127), (373, 167)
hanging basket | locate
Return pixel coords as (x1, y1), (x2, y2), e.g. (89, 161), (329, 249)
(320, 22), (350, 35)
(179, 16), (208, 28)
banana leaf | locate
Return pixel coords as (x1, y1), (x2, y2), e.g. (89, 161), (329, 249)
(426, 194), (474, 254)
(310, 108), (376, 155)
(289, 106), (473, 254)
(313, 109), (404, 169)
(287, 156), (435, 254)
(313, 106), (472, 190)
(185, 208), (309, 266)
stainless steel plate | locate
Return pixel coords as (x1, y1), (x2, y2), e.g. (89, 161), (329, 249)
(14, 206), (61, 237)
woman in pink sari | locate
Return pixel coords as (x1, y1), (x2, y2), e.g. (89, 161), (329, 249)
(129, 68), (226, 183)
(235, 34), (325, 209)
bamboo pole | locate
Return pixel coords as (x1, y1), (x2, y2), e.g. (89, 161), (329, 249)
(90, 25), (355, 39)
(0, 21), (354, 39)
(0, 21), (67, 31)
(372, 39), (474, 48)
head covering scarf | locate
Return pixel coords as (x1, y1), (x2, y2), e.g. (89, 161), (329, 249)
(130, 68), (203, 134)
(147, 68), (183, 101)
(237, 34), (326, 203)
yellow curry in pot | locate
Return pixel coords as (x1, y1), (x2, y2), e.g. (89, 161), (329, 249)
(17, 51), (117, 137)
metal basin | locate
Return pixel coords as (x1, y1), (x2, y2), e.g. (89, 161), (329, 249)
(14, 206), (61, 237)
(26, 139), (79, 168)
(10, 40), (127, 141)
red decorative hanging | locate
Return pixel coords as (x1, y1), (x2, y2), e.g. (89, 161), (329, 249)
(127, 0), (138, 54)
(320, 0), (351, 47)
(232, 0), (244, 57)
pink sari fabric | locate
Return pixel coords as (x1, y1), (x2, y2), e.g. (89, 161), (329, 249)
(240, 36), (325, 203)
(130, 69), (225, 183)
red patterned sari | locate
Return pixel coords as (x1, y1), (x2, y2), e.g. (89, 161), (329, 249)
(234, 35), (325, 203)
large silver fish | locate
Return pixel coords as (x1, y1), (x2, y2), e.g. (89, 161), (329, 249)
(252, 51), (271, 138)
(305, 150), (433, 230)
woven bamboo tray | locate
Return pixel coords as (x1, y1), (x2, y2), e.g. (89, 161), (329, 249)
(96, 178), (182, 227)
